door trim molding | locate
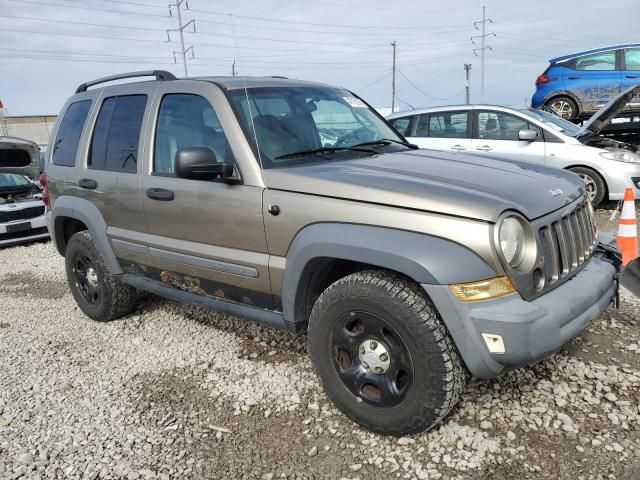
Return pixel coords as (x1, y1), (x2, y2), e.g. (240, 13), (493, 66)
(148, 246), (259, 278)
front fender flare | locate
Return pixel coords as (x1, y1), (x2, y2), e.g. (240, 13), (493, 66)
(281, 223), (497, 324)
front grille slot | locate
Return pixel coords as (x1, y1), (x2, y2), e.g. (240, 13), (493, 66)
(539, 202), (597, 287)
(0, 206), (45, 223)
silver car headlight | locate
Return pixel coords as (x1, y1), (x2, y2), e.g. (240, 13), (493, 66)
(499, 217), (526, 267)
(599, 150), (640, 163)
(495, 214), (537, 272)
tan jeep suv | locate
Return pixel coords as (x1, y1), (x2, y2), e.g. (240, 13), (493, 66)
(44, 71), (622, 435)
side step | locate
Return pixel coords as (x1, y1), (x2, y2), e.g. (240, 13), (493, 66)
(120, 274), (299, 333)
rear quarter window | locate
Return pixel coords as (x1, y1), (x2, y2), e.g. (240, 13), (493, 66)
(89, 95), (147, 173)
(389, 116), (412, 136)
(51, 100), (92, 167)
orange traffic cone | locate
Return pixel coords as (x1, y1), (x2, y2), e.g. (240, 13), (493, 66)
(617, 188), (638, 266)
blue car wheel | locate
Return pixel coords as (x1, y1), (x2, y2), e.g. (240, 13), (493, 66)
(544, 96), (578, 120)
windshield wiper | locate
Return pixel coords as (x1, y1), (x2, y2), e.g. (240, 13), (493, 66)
(350, 139), (419, 149)
(275, 146), (375, 160)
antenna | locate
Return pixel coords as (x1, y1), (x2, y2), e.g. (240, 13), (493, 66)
(228, 14), (274, 212)
(391, 40), (397, 113)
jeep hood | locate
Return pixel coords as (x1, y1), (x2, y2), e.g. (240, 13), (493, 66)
(577, 84), (640, 136)
(0, 136), (40, 179)
(263, 150), (584, 222)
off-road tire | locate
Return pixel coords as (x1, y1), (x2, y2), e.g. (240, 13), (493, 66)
(568, 166), (607, 207)
(307, 270), (466, 436)
(65, 231), (138, 322)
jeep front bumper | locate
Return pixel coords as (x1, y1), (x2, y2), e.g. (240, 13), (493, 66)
(423, 244), (619, 379)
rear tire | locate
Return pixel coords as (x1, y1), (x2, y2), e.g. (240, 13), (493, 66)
(569, 166), (606, 207)
(307, 270), (466, 436)
(545, 96), (578, 121)
(65, 231), (138, 322)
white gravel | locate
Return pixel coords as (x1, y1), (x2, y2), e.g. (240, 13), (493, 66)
(1, 240), (639, 479)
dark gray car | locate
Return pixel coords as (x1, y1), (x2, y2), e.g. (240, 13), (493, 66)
(45, 71), (623, 435)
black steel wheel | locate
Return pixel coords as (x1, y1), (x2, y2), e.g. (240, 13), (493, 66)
(331, 311), (413, 408)
(73, 254), (102, 305)
(308, 270), (467, 436)
(65, 231), (138, 322)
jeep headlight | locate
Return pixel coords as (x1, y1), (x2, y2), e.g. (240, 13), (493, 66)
(499, 216), (526, 267)
(599, 150), (640, 163)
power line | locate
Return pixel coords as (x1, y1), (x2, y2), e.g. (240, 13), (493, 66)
(354, 72), (392, 93)
(6, 0), (171, 18)
(0, 27), (174, 44)
(0, 14), (473, 49)
(187, 6), (469, 31)
(397, 70), (465, 102)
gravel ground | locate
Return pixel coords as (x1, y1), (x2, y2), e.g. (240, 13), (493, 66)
(0, 206), (639, 479)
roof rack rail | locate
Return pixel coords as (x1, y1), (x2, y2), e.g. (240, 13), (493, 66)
(75, 70), (177, 94)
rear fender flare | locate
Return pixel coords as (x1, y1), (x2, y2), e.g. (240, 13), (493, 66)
(51, 195), (122, 274)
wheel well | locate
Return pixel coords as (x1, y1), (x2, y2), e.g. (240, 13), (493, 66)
(565, 165), (608, 195)
(53, 216), (88, 255)
(293, 258), (405, 326)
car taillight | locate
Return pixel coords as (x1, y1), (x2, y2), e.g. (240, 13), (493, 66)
(535, 74), (557, 85)
(39, 172), (50, 209)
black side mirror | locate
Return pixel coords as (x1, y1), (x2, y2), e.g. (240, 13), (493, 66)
(174, 147), (234, 181)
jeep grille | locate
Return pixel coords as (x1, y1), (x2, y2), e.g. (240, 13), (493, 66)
(538, 201), (598, 287)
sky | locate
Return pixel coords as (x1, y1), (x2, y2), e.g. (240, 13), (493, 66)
(0, 0), (638, 116)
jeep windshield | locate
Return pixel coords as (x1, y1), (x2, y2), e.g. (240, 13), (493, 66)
(228, 86), (410, 168)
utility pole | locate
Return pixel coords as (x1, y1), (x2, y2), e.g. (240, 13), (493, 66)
(167, 0), (195, 77)
(391, 40), (397, 113)
(232, 59), (237, 76)
(0, 99), (7, 137)
(464, 64), (472, 104)
(472, 6), (495, 103)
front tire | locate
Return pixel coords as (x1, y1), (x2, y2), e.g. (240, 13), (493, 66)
(307, 270), (466, 436)
(545, 96), (578, 121)
(568, 166), (606, 207)
(65, 231), (138, 322)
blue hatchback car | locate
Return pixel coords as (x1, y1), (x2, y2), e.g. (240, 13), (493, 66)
(532, 44), (640, 121)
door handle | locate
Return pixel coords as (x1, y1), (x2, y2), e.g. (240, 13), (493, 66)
(626, 74), (639, 79)
(78, 178), (98, 190)
(567, 75), (581, 80)
(476, 145), (493, 151)
(146, 188), (174, 201)
(450, 144), (466, 151)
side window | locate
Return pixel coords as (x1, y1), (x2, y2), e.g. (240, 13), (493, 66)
(575, 52), (616, 71)
(478, 111), (540, 141)
(624, 48), (640, 70)
(389, 116), (412, 136)
(154, 94), (235, 175)
(89, 95), (147, 173)
(428, 112), (468, 138)
(51, 100), (92, 167)
(415, 115), (430, 137)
